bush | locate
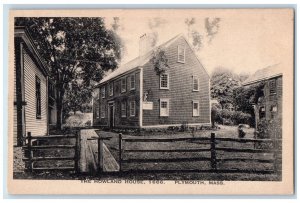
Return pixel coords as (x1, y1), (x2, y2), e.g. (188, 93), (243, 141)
(257, 118), (282, 139)
(256, 118), (270, 139)
(85, 120), (91, 127)
(232, 111), (252, 125)
(212, 108), (252, 126)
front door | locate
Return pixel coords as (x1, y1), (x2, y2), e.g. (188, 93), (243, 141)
(108, 104), (114, 128)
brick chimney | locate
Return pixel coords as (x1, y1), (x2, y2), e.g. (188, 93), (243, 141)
(139, 33), (153, 56)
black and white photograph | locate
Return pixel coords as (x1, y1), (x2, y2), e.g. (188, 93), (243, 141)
(8, 8), (294, 195)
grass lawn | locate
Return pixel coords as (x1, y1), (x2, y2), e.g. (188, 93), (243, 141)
(96, 125), (281, 181)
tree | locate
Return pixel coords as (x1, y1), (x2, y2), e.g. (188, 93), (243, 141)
(150, 48), (170, 75)
(184, 17), (221, 51)
(210, 67), (241, 109)
(63, 81), (92, 115)
(233, 82), (265, 127)
(15, 18), (121, 129)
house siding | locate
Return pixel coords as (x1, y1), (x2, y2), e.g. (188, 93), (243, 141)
(23, 48), (48, 137)
(263, 76), (282, 121)
(94, 70), (141, 128)
(142, 36), (210, 126)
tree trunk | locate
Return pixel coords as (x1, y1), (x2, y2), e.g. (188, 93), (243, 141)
(56, 84), (65, 130)
(56, 99), (63, 130)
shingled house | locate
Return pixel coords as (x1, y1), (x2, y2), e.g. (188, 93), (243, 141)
(242, 64), (283, 129)
(93, 34), (211, 129)
(14, 27), (57, 146)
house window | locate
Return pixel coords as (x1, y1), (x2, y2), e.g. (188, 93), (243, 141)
(160, 99), (169, 117)
(160, 73), (169, 89)
(269, 79), (276, 94)
(109, 83), (113, 96)
(100, 105), (105, 118)
(35, 76), (41, 119)
(193, 76), (199, 91)
(121, 101), (126, 117)
(121, 78), (126, 93)
(130, 74), (136, 90)
(130, 100), (136, 117)
(193, 100), (200, 117)
(101, 86), (106, 98)
(259, 106), (265, 119)
(271, 105), (278, 112)
(177, 45), (185, 63)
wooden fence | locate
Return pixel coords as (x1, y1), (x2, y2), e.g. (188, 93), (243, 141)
(116, 133), (281, 174)
(23, 132), (81, 172)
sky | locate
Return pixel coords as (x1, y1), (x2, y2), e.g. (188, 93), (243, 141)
(104, 9), (293, 75)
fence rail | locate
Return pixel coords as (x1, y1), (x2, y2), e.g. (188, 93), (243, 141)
(116, 133), (282, 174)
(23, 132), (81, 173)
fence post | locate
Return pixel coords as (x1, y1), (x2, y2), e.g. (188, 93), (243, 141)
(210, 133), (217, 171)
(119, 133), (122, 172)
(98, 138), (104, 172)
(27, 132), (33, 172)
(75, 131), (80, 173)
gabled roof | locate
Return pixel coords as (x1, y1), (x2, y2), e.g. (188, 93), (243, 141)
(15, 26), (50, 76)
(242, 64), (283, 86)
(99, 34), (184, 84)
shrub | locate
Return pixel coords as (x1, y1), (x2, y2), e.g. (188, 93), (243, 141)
(256, 118), (270, 139)
(212, 108), (252, 126)
(85, 120), (91, 127)
(257, 118), (282, 139)
(180, 121), (189, 132)
(237, 124), (246, 138)
(232, 111), (252, 125)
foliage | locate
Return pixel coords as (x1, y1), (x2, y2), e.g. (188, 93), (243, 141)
(210, 67), (241, 109)
(233, 81), (265, 126)
(237, 125), (246, 138)
(150, 48), (170, 75)
(212, 108), (251, 126)
(205, 17), (221, 43)
(256, 118), (282, 139)
(184, 17), (221, 51)
(15, 17), (122, 128)
(63, 81), (93, 115)
(256, 118), (270, 139)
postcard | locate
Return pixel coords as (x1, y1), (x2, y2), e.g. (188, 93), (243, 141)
(8, 8), (294, 195)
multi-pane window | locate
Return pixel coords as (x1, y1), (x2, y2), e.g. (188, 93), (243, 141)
(177, 45), (185, 63)
(109, 83), (113, 96)
(193, 76), (199, 91)
(160, 73), (169, 89)
(100, 105), (105, 118)
(101, 86), (106, 98)
(160, 99), (169, 117)
(130, 101), (135, 117)
(269, 79), (276, 94)
(259, 106), (266, 119)
(193, 100), (200, 117)
(271, 105), (278, 112)
(121, 101), (126, 117)
(35, 76), (41, 119)
(130, 74), (135, 90)
(121, 78), (126, 93)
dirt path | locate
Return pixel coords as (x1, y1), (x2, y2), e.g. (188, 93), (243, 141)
(79, 129), (119, 174)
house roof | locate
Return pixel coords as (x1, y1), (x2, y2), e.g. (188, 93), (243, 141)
(15, 26), (50, 76)
(99, 34), (184, 84)
(242, 64), (283, 86)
